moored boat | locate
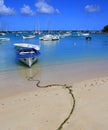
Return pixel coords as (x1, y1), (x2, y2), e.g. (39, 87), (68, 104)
(81, 33), (90, 37)
(40, 34), (60, 41)
(52, 35), (60, 41)
(17, 47), (40, 67)
(39, 34), (53, 41)
(14, 43), (40, 67)
(0, 37), (10, 41)
(86, 36), (92, 40)
(22, 35), (35, 39)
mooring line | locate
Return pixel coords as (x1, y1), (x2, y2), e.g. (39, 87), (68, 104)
(57, 87), (75, 130)
(28, 77), (76, 130)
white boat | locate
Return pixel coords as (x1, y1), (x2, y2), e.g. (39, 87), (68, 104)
(0, 32), (6, 36)
(16, 47), (40, 67)
(22, 35), (35, 39)
(52, 35), (60, 41)
(81, 33), (90, 37)
(0, 37), (10, 41)
(40, 34), (60, 41)
(39, 34), (53, 41)
(14, 43), (40, 51)
(63, 31), (72, 37)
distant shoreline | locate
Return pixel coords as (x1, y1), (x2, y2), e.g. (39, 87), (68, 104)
(0, 30), (105, 34)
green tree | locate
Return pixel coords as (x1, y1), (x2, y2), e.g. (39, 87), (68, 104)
(102, 25), (108, 32)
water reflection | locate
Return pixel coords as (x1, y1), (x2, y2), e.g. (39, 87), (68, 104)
(40, 40), (59, 45)
(17, 63), (41, 79)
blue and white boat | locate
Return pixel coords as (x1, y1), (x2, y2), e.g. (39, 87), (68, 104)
(17, 47), (40, 67)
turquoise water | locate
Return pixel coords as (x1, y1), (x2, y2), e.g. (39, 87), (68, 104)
(0, 32), (108, 72)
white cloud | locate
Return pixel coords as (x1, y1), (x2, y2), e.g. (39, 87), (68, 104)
(20, 4), (35, 16)
(85, 4), (100, 12)
(0, 0), (15, 15)
(35, 0), (60, 14)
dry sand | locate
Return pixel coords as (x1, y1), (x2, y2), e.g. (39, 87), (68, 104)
(0, 60), (108, 130)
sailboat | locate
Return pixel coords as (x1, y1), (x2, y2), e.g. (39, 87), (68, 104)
(39, 20), (60, 41)
(34, 19), (41, 35)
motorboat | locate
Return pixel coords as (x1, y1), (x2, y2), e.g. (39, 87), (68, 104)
(52, 35), (60, 41)
(0, 32), (6, 36)
(17, 47), (40, 67)
(0, 37), (10, 41)
(81, 33), (90, 37)
(14, 43), (40, 67)
(40, 34), (60, 41)
(86, 36), (92, 40)
(63, 31), (72, 37)
(22, 35), (35, 39)
(39, 34), (53, 41)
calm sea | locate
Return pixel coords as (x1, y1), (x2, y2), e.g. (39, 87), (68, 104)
(0, 32), (108, 72)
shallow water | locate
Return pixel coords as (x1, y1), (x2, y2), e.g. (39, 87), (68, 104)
(0, 32), (108, 72)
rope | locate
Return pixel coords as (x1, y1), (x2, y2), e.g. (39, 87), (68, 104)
(28, 77), (76, 130)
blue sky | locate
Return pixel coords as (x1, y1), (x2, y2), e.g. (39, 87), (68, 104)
(0, 0), (108, 31)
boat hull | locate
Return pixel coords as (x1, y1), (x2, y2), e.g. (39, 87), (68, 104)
(16, 47), (40, 67)
(22, 35), (35, 39)
(19, 57), (38, 67)
(0, 38), (10, 41)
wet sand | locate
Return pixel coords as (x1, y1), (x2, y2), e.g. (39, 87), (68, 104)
(0, 59), (108, 130)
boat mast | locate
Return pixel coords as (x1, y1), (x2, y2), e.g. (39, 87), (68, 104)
(48, 19), (51, 34)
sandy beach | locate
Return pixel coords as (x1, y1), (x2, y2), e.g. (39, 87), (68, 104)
(0, 60), (108, 130)
(0, 0), (108, 129)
